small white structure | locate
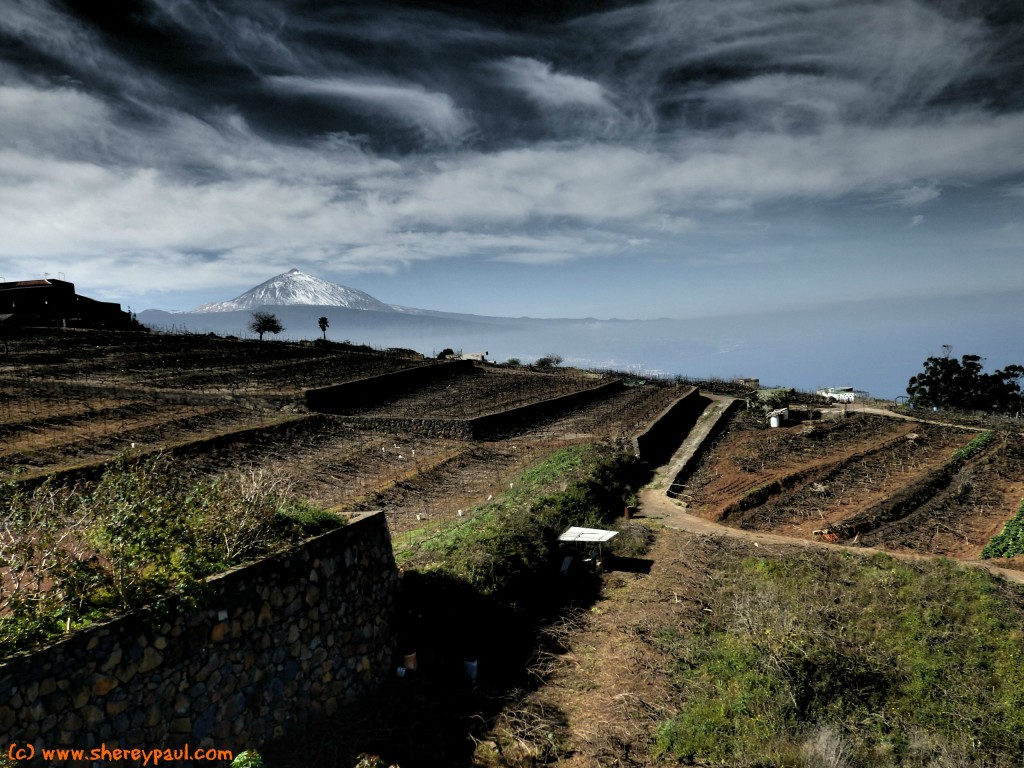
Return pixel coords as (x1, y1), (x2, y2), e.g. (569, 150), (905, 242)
(459, 351), (489, 362)
(558, 526), (618, 574)
(558, 526), (619, 544)
(817, 387), (870, 404)
(817, 387), (857, 403)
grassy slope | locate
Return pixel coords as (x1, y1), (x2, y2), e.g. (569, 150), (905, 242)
(654, 548), (1024, 768)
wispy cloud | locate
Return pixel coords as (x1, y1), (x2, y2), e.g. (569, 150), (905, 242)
(883, 183), (943, 208)
(267, 75), (472, 144)
(0, 0), (1022, 310)
(492, 57), (615, 111)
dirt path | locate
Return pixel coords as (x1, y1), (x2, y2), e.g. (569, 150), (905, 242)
(835, 404), (989, 432)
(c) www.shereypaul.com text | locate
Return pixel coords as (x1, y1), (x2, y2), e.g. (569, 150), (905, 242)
(8, 742), (235, 765)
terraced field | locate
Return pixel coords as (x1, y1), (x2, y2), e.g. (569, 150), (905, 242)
(676, 407), (1023, 564)
(7, 327), (1017, 565)
(0, 329), (687, 536)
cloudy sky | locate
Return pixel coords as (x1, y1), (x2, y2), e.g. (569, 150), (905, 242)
(1, 0), (1023, 324)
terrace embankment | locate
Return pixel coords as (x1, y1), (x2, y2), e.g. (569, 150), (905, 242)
(0, 512), (398, 749)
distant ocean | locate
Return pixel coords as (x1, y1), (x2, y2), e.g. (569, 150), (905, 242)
(140, 290), (1022, 401)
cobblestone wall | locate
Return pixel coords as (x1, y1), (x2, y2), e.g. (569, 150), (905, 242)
(0, 511), (399, 752)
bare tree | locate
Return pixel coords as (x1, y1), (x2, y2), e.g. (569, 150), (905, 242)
(248, 311), (283, 342)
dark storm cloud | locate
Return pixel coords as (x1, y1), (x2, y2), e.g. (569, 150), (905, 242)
(1, 0), (1023, 298)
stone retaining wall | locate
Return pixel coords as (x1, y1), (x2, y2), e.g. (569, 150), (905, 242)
(631, 387), (706, 465)
(665, 397), (743, 497)
(338, 380), (624, 440)
(15, 415), (328, 491)
(305, 360), (472, 413)
(341, 416), (475, 439)
(0, 511), (399, 752)
(468, 379), (623, 439)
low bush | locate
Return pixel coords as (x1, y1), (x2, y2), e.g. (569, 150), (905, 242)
(399, 443), (648, 602)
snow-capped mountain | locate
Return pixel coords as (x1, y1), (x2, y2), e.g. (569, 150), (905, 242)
(192, 269), (394, 312)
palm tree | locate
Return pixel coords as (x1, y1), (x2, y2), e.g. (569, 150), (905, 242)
(248, 311), (283, 342)
(318, 316), (329, 340)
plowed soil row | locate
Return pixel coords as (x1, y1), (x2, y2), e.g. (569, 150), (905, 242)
(0, 403), (267, 476)
(683, 415), (918, 517)
(1, 329), (428, 392)
(676, 409), (1021, 562)
(724, 423), (973, 537)
(859, 431), (1024, 558)
(3, 339), (685, 547)
(166, 384), (684, 532)
(352, 368), (608, 420)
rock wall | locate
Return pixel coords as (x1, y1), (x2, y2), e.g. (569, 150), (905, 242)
(338, 380), (624, 440)
(468, 379), (623, 439)
(305, 360), (473, 413)
(0, 511), (399, 752)
(15, 415), (330, 491)
(342, 416), (475, 439)
(631, 387), (707, 465)
(339, 382), (618, 442)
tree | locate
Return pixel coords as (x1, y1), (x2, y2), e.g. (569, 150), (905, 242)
(248, 311), (283, 342)
(535, 353), (563, 370)
(318, 316), (329, 340)
(907, 347), (1023, 413)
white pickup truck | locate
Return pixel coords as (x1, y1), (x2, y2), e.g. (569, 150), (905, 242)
(816, 386), (857, 403)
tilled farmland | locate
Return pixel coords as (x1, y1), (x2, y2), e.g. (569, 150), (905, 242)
(0, 329), (687, 534)
(678, 407), (1023, 562)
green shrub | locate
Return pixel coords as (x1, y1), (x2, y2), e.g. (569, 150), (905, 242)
(952, 430), (995, 462)
(398, 443), (649, 601)
(231, 750), (265, 768)
(981, 497), (1024, 559)
(279, 501), (346, 536)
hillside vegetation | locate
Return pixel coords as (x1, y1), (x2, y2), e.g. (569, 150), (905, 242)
(0, 454), (339, 655)
(655, 550), (1024, 768)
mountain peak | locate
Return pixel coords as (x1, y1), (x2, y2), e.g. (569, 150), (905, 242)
(192, 270), (392, 313)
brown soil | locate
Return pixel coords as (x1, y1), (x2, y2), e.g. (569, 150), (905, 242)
(0, 330), (686, 546)
(7, 330), (1024, 767)
(856, 430), (1024, 558)
(671, 411), (1024, 564)
(476, 526), (869, 768)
